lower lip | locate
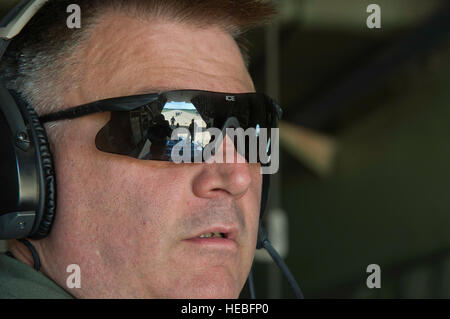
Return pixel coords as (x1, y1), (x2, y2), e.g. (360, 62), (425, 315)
(185, 237), (238, 250)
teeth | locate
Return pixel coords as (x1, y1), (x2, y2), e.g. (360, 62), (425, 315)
(199, 232), (224, 238)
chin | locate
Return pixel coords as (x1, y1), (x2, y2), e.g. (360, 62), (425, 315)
(172, 270), (242, 299)
(183, 286), (239, 299)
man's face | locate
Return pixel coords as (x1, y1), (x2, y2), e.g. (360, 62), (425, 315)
(40, 13), (262, 298)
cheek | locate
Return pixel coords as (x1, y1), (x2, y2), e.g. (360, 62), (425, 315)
(238, 167), (262, 246)
(248, 168), (263, 243)
(246, 165), (263, 219)
(54, 138), (189, 250)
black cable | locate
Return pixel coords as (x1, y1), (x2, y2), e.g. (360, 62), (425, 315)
(257, 221), (304, 299)
(18, 238), (41, 271)
(248, 266), (256, 299)
(262, 239), (304, 299)
(5, 251), (15, 259)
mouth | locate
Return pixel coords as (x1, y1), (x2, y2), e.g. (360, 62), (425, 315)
(185, 227), (239, 250)
(198, 232), (227, 238)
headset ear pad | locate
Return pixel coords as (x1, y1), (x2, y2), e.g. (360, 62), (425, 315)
(19, 99), (57, 239)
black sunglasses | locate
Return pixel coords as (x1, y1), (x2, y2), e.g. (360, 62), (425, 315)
(38, 90), (282, 163)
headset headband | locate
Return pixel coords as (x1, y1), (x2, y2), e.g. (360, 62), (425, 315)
(0, 0), (48, 39)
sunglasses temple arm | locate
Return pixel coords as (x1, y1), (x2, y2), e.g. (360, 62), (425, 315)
(39, 95), (161, 123)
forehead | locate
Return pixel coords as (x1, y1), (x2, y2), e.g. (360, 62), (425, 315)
(67, 12), (255, 105)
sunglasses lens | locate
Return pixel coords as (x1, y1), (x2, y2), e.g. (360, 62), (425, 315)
(95, 91), (278, 163)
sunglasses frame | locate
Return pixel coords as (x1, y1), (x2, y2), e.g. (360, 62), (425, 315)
(38, 89), (283, 124)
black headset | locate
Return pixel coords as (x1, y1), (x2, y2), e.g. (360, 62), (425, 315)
(0, 0), (55, 240)
(0, 0), (303, 298)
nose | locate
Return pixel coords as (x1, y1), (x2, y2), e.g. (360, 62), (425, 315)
(192, 135), (253, 200)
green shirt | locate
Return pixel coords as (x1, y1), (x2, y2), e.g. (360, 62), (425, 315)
(0, 253), (74, 299)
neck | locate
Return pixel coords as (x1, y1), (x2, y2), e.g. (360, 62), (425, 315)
(7, 239), (39, 270)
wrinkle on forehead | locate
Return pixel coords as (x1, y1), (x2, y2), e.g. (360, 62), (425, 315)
(68, 12), (254, 104)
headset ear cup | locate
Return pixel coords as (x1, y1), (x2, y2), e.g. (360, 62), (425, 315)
(24, 104), (56, 239)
